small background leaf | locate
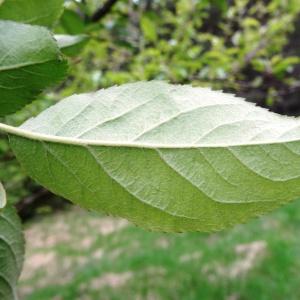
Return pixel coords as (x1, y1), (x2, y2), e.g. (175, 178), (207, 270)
(55, 34), (89, 57)
(0, 0), (64, 28)
(0, 182), (6, 209)
(140, 14), (157, 42)
(0, 205), (25, 300)
(0, 21), (68, 116)
(57, 8), (85, 34)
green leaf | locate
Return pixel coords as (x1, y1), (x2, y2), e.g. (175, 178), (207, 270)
(0, 205), (25, 300)
(0, 21), (68, 117)
(0, 0), (64, 28)
(55, 34), (89, 57)
(2, 81), (300, 232)
(140, 15), (157, 42)
(0, 182), (6, 209)
(58, 9), (85, 35)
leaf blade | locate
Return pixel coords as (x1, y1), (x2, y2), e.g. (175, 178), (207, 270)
(0, 21), (68, 116)
(54, 34), (89, 57)
(0, 205), (25, 300)
(0, 0), (64, 27)
(0, 182), (6, 209)
(4, 81), (300, 232)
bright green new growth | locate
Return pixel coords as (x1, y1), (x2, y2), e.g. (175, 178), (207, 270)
(0, 205), (25, 300)
(0, 0), (64, 27)
(0, 21), (68, 116)
(2, 81), (300, 232)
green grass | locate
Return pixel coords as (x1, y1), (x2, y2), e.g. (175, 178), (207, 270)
(19, 200), (300, 300)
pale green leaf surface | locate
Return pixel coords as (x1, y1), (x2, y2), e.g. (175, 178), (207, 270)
(54, 34), (89, 57)
(3, 81), (300, 232)
(0, 182), (6, 209)
(0, 0), (64, 27)
(0, 205), (24, 300)
(0, 21), (68, 116)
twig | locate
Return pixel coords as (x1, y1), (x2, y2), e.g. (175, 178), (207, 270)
(17, 188), (51, 210)
(232, 39), (269, 74)
(91, 0), (118, 22)
(17, 187), (72, 221)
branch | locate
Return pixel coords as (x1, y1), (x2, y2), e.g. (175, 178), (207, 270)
(91, 0), (118, 22)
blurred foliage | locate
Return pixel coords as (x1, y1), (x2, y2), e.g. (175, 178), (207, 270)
(61, 0), (300, 113)
(1, 0), (300, 214)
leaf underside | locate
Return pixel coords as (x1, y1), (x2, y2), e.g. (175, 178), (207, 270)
(0, 205), (25, 300)
(0, 0), (64, 27)
(0, 21), (68, 116)
(54, 34), (89, 57)
(7, 81), (300, 232)
(0, 182), (6, 209)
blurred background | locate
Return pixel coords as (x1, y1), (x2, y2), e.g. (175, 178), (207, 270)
(1, 0), (300, 299)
